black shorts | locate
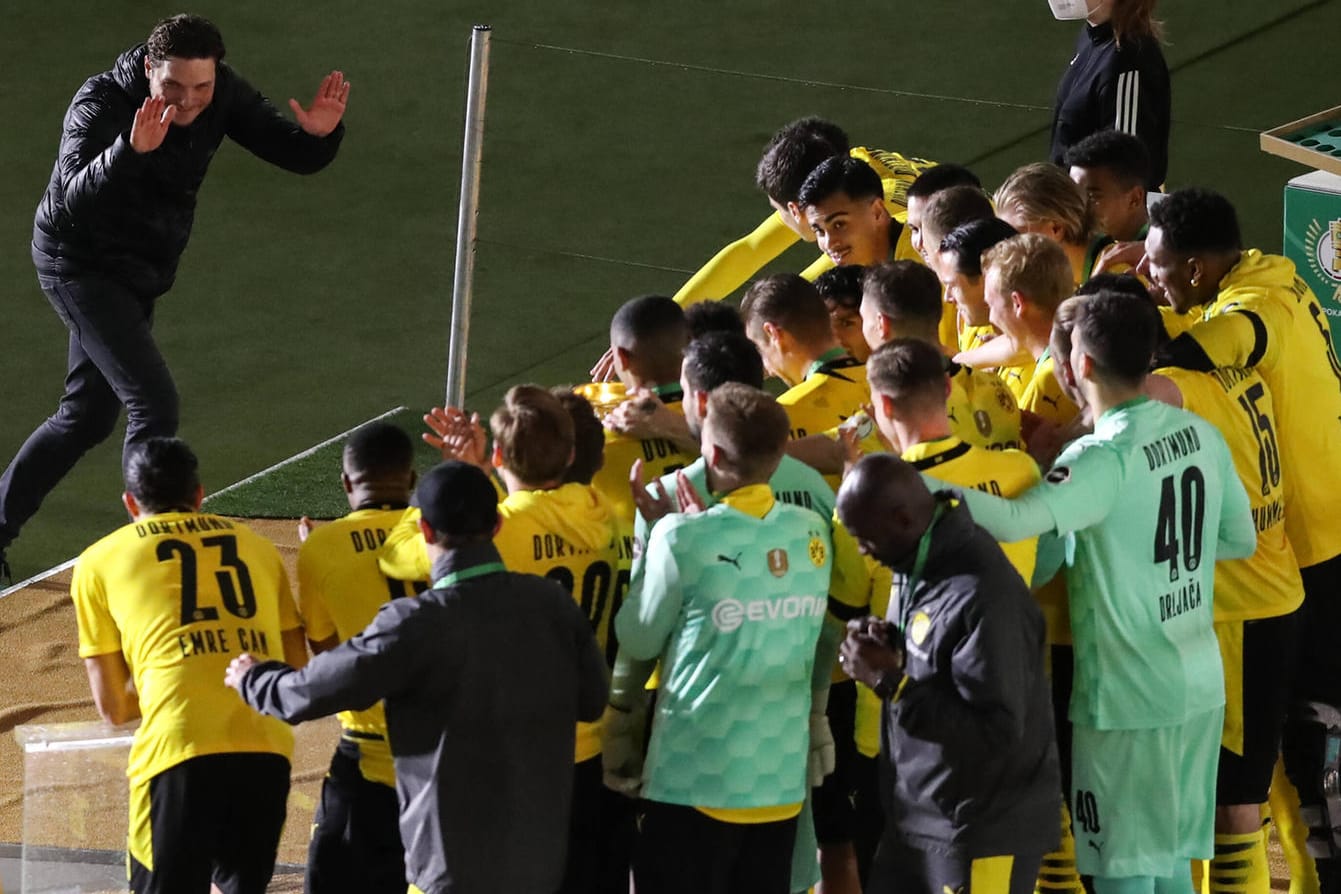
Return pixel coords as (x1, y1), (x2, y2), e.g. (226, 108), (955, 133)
(306, 739), (406, 894)
(129, 752), (289, 894)
(634, 799), (798, 894)
(1216, 611), (1297, 805)
(813, 680), (859, 845)
(559, 756), (636, 894)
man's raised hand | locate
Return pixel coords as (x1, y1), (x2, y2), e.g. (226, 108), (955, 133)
(290, 70), (350, 137)
(424, 406), (488, 472)
(129, 96), (177, 154)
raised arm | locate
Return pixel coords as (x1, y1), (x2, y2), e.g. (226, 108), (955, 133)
(671, 212), (800, 306)
(225, 68), (346, 174)
(939, 440), (1123, 543)
(57, 95), (151, 219)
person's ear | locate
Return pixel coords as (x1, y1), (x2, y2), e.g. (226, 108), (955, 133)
(341, 472), (354, 495)
(1010, 291), (1028, 318)
(879, 393), (896, 420)
(191, 484), (204, 512)
(707, 442), (725, 470)
(878, 313), (894, 341)
(490, 443), (504, 469)
(762, 321), (783, 347)
(612, 346), (632, 374)
(694, 389), (709, 419)
(122, 491), (139, 520)
(492, 515), (503, 538)
(417, 516), (435, 544)
(943, 375), (953, 401)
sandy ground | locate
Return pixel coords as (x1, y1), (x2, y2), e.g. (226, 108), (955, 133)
(0, 517), (1296, 891)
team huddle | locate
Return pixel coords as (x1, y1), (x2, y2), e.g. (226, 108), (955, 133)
(67, 113), (1341, 894)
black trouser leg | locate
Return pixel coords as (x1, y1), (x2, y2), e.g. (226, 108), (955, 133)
(0, 271), (177, 548)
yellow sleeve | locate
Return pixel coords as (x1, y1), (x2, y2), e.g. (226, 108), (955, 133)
(1190, 301), (1285, 371)
(295, 539), (336, 642)
(377, 508), (431, 582)
(672, 212), (800, 306)
(274, 563), (301, 632)
(828, 515), (872, 617)
(798, 251), (836, 282)
(71, 555), (120, 659)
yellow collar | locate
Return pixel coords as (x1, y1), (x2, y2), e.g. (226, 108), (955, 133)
(719, 483), (776, 519)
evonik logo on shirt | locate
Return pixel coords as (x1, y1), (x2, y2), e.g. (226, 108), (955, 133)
(711, 594), (825, 633)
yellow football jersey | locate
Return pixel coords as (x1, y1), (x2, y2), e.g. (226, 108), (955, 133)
(958, 322), (999, 355)
(948, 361), (1024, 451)
(1183, 250), (1341, 567)
(573, 381), (698, 528)
(379, 485), (626, 762)
(298, 506), (423, 787)
(1156, 367), (1303, 621)
(778, 355), (871, 490)
(997, 361), (1035, 404)
(1159, 305), (1197, 340)
(672, 146), (935, 306)
(1018, 350), (1080, 429)
(72, 513), (299, 868)
(902, 437), (1040, 584)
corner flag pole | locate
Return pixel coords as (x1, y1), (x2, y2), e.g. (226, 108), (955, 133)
(446, 25), (492, 409)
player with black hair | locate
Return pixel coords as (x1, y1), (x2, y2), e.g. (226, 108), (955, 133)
(664, 117), (933, 307)
(73, 437), (307, 894)
(684, 300), (745, 340)
(1065, 129), (1152, 242)
(816, 265), (870, 362)
(1143, 188), (1341, 890)
(947, 289), (1255, 894)
(294, 421), (419, 893)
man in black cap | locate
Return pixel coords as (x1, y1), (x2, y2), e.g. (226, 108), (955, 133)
(225, 461), (608, 894)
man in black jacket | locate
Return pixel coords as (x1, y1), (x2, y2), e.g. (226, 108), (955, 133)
(226, 461), (610, 894)
(0, 14), (348, 577)
(837, 453), (1060, 894)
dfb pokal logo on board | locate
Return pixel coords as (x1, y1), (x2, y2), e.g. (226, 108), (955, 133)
(1304, 218), (1341, 285)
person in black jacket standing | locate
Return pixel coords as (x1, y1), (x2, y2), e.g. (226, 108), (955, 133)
(837, 453), (1060, 894)
(0, 14), (348, 578)
(1048, 0), (1169, 191)
(226, 461), (610, 894)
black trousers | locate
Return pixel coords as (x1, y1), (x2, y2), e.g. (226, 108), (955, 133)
(634, 800), (798, 894)
(305, 742), (406, 894)
(0, 262), (178, 548)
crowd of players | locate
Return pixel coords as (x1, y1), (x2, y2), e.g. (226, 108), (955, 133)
(69, 114), (1341, 894)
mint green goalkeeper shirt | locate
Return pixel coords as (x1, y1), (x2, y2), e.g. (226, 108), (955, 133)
(944, 396), (1255, 730)
(616, 486), (833, 808)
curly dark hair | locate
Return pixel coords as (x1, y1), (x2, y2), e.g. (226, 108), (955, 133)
(1148, 188), (1242, 255)
(754, 117), (851, 205)
(146, 14), (226, 64)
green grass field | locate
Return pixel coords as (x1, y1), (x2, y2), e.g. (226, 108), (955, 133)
(2, 0), (1338, 576)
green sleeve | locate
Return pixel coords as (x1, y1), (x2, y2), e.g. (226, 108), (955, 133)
(614, 520), (684, 660)
(927, 440), (1122, 542)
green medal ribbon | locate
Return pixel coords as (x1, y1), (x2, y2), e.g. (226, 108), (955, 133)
(896, 501), (948, 635)
(432, 561), (506, 589)
(805, 346), (850, 380)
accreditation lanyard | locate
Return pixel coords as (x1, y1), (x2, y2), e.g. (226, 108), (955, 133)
(805, 347), (851, 381)
(432, 562), (505, 590)
(895, 502), (947, 635)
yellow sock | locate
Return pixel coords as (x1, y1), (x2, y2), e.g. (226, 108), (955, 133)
(1037, 802), (1085, 894)
(1270, 757), (1321, 894)
(1207, 830), (1269, 894)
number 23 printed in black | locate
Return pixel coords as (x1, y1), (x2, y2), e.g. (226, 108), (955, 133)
(157, 535), (257, 624)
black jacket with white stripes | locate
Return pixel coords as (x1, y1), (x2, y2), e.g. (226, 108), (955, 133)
(1050, 20), (1170, 189)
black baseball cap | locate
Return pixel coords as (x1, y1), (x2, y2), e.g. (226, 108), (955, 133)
(415, 461), (499, 538)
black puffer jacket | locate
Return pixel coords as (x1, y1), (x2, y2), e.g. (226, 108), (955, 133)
(879, 495), (1061, 858)
(33, 44), (344, 299)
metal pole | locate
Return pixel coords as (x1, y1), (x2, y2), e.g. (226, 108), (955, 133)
(445, 25), (491, 409)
